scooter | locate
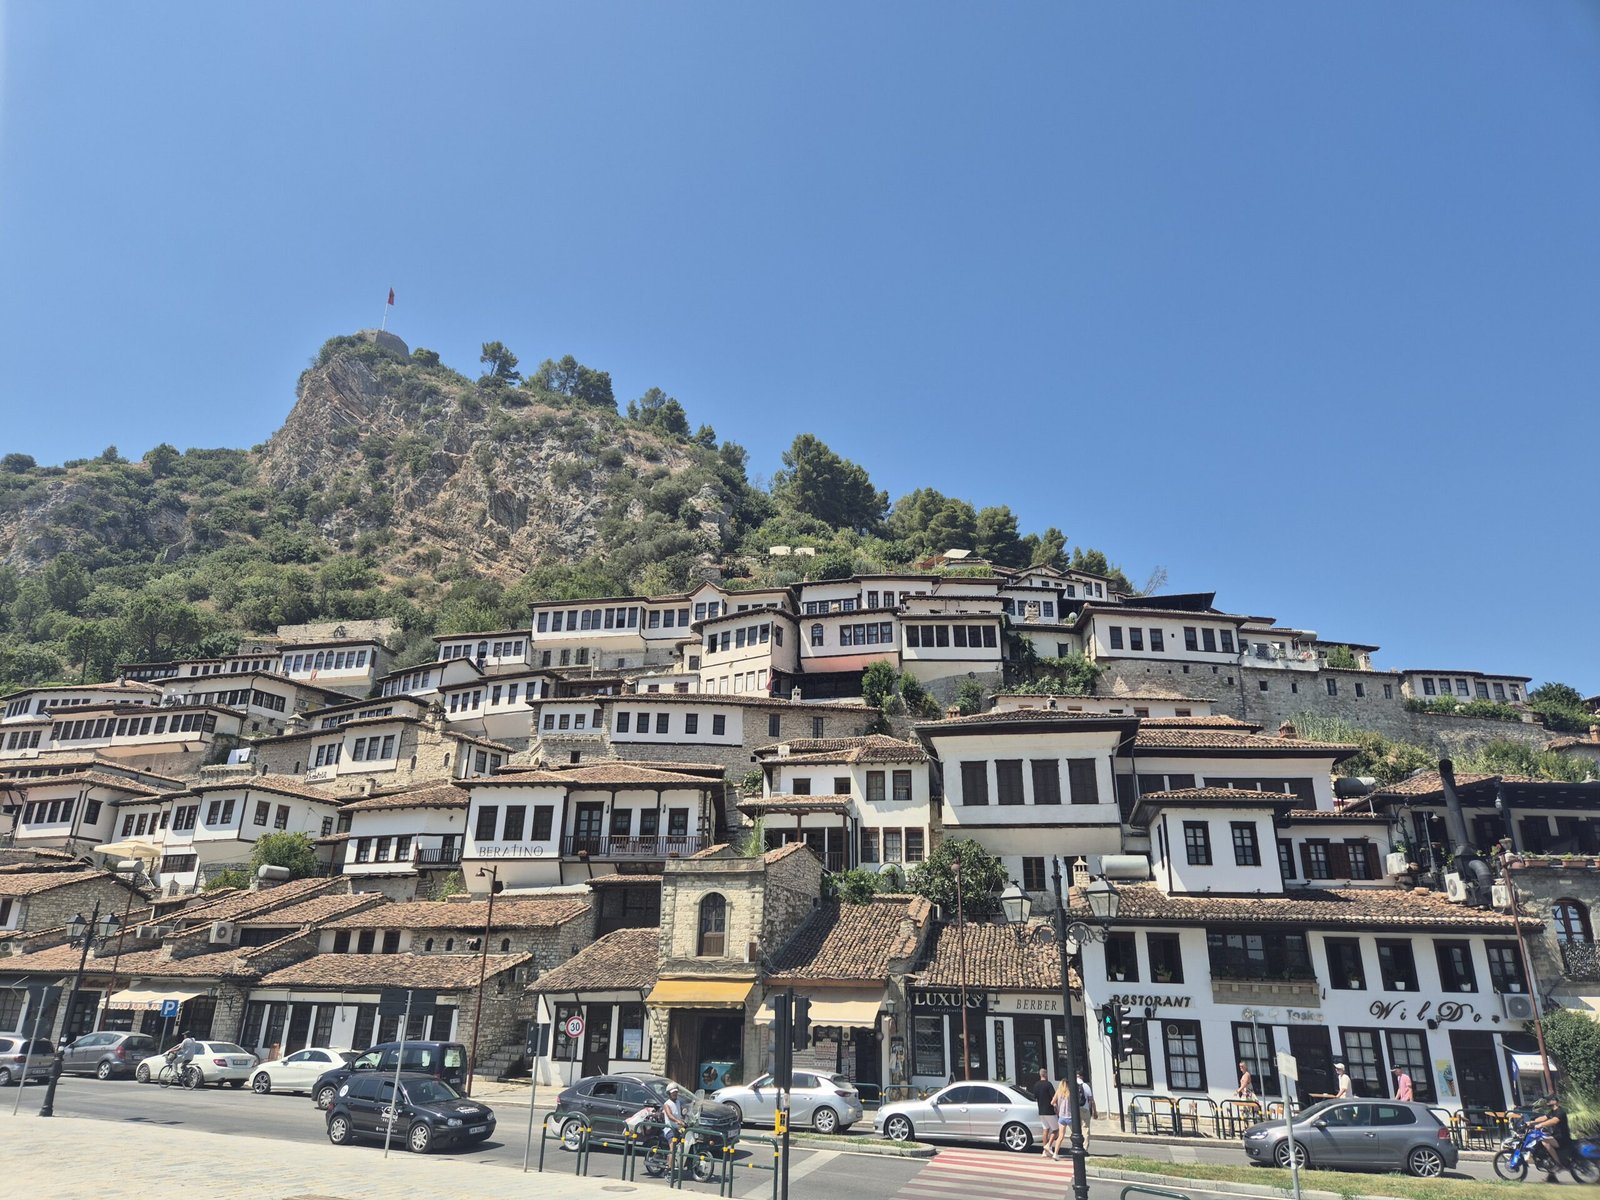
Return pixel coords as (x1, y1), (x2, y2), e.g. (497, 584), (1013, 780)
(630, 1104), (719, 1182)
(1494, 1119), (1600, 1184)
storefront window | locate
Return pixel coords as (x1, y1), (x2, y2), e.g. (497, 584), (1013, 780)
(617, 1004), (647, 1061)
(1161, 1020), (1205, 1091)
(1384, 1030), (1435, 1103)
(912, 1015), (945, 1077)
(1231, 1022), (1279, 1097)
(554, 1003), (581, 1059)
(1339, 1027), (1385, 1096)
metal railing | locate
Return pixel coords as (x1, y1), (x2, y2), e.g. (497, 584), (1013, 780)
(415, 846), (462, 867)
(1561, 941), (1600, 981)
(562, 834), (706, 859)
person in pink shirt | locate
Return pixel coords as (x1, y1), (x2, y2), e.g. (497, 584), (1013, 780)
(1391, 1066), (1413, 1102)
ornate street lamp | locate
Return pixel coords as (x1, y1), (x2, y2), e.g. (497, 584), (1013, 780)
(39, 902), (120, 1117)
(1002, 862), (1119, 1200)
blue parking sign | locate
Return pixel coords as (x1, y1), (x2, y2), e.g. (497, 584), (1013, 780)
(160, 999), (180, 1019)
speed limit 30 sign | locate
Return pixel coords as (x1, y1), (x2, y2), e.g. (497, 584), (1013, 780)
(564, 1014), (586, 1039)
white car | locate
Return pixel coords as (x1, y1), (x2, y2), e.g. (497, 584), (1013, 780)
(250, 1047), (357, 1095)
(713, 1071), (865, 1133)
(134, 1041), (258, 1087)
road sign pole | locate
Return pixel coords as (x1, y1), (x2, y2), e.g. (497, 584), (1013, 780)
(1277, 1049), (1301, 1200)
(382, 989), (415, 1159)
(521, 1024), (543, 1172)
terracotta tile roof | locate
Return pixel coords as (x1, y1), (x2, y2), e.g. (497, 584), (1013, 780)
(341, 781), (468, 812)
(737, 795), (853, 815)
(1137, 715), (1260, 730)
(1545, 736), (1600, 751)
(324, 896), (590, 931)
(0, 867), (140, 898)
(916, 919), (1064, 991)
(1286, 808), (1390, 822)
(1133, 728), (1358, 755)
(158, 878), (342, 926)
(192, 774), (347, 805)
(235, 892), (384, 928)
(261, 715), (423, 744)
(258, 951), (530, 990)
(917, 710), (1138, 731)
(1141, 787), (1299, 804)
(593, 694), (868, 713)
(0, 679), (162, 698)
(762, 842), (816, 865)
(751, 736), (928, 765)
(5, 772), (165, 795)
(690, 843), (732, 859)
(2, 943), (259, 980)
(527, 927), (659, 994)
(586, 874), (663, 888)
(769, 897), (932, 983)
(1101, 883), (1537, 931)
(473, 764), (710, 788)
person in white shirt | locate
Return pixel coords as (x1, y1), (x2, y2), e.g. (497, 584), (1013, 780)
(1333, 1063), (1353, 1098)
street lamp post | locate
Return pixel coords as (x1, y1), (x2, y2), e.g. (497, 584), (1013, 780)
(466, 865), (501, 1095)
(1000, 863), (1120, 1200)
(39, 902), (120, 1117)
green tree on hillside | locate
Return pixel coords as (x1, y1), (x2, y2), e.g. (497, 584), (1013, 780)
(479, 341), (522, 383)
(1023, 526), (1068, 572)
(909, 838), (1010, 920)
(773, 435), (887, 534)
(251, 832), (321, 879)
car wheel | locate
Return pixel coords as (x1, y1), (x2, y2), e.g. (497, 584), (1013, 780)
(135, 1063), (151, 1084)
(251, 1072), (272, 1094)
(1001, 1122), (1033, 1152)
(884, 1114), (914, 1142)
(812, 1106), (839, 1135)
(1406, 1147), (1444, 1178)
(315, 1084), (337, 1110)
(408, 1122), (433, 1154)
(328, 1114), (353, 1145)
(96, 1060), (115, 1081)
(725, 1102), (743, 1125)
(0, 1067), (11, 1087)
(1274, 1140), (1309, 1170)
(560, 1118), (586, 1151)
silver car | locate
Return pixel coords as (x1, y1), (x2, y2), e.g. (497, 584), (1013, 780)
(873, 1081), (1045, 1152)
(0, 1033), (55, 1086)
(713, 1071), (865, 1134)
(1243, 1099), (1459, 1177)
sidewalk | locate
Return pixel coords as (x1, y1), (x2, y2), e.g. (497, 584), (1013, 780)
(1, 1116), (640, 1200)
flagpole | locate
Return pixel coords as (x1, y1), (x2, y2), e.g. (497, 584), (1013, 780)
(380, 287), (391, 331)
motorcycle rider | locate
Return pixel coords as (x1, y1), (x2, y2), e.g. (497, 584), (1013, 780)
(1532, 1095), (1573, 1182)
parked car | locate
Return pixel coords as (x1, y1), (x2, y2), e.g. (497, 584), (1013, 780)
(133, 1041), (258, 1087)
(874, 1081), (1043, 1151)
(554, 1074), (742, 1151)
(312, 1041), (467, 1110)
(325, 1071), (495, 1153)
(59, 1031), (159, 1080)
(714, 1071), (864, 1134)
(1242, 1099), (1458, 1177)
(251, 1047), (358, 1095)
(0, 1033), (55, 1086)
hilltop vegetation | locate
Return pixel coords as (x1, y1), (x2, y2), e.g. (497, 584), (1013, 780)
(0, 333), (1128, 689)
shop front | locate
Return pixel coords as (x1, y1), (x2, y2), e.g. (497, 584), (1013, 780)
(907, 985), (988, 1089)
(645, 978), (757, 1092)
(756, 986), (885, 1091)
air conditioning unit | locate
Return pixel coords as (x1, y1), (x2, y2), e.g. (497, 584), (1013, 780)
(1502, 993), (1536, 1021)
(776, 744), (790, 758)
(1443, 873), (1468, 903)
(208, 920), (238, 945)
(1492, 882), (1511, 910)
(1385, 852), (1410, 876)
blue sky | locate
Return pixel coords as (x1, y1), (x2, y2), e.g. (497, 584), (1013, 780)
(3, 3), (1597, 689)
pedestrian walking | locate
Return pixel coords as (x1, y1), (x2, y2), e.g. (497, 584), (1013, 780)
(1031, 1068), (1059, 1159)
(1236, 1060), (1255, 1100)
(1390, 1066), (1413, 1102)
(1052, 1079), (1073, 1159)
(1076, 1072), (1096, 1152)
(1333, 1062), (1353, 1098)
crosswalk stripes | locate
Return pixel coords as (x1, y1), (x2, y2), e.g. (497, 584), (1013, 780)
(895, 1146), (1078, 1200)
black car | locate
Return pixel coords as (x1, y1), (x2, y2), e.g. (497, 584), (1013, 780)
(312, 1040), (467, 1110)
(555, 1074), (741, 1151)
(325, 1071), (494, 1154)
(59, 1031), (159, 1080)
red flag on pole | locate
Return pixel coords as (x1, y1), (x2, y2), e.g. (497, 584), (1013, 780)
(387, 288), (395, 306)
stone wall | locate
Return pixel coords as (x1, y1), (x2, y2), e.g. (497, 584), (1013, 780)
(20, 876), (144, 934)
(1095, 659), (1551, 754)
(1507, 861), (1600, 1003)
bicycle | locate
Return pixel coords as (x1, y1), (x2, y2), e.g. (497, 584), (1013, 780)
(158, 1059), (201, 1090)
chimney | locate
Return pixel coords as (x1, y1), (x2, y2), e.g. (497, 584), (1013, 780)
(1590, 725), (1599, 745)
(791, 687), (802, 703)
(362, 776), (377, 796)
(1277, 721), (1297, 740)
(945, 704), (961, 719)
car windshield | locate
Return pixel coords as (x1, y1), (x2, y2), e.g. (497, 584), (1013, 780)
(208, 1043), (248, 1056)
(337, 1051), (360, 1064)
(403, 1079), (462, 1104)
(1294, 1101), (1338, 1123)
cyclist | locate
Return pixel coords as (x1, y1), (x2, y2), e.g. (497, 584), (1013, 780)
(167, 1032), (198, 1083)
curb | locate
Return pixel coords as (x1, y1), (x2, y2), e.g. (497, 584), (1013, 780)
(1087, 1165), (1409, 1200)
(789, 1134), (936, 1158)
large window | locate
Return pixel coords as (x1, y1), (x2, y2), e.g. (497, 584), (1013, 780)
(1554, 899), (1593, 944)
(996, 760), (1024, 805)
(912, 1016), (945, 1077)
(1231, 822), (1260, 866)
(1031, 761), (1061, 805)
(1326, 938), (1367, 989)
(1384, 1030), (1435, 1103)
(1207, 930), (1314, 980)
(1434, 941), (1478, 992)
(1161, 1020), (1206, 1090)
(617, 1004), (647, 1061)
(1376, 940), (1419, 991)
(1105, 932), (1139, 981)
(1184, 821), (1212, 866)
(1232, 1022), (1279, 1097)
(1339, 1027), (1386, 1097)
(1066, 759), (1099, 804)
(697, 893), (727, 956)
(474, 806), (498, 842)
(960, 762), (989, 806)
(1486, 941), (1528, 993)
(1147, 933), (1183, 984)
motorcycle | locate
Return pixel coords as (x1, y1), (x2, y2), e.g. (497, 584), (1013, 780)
(629, 1104), (719, 1182)
(1494, 1119), (1600, 1184)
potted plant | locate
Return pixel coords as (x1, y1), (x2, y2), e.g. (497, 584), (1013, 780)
(1155, 966), (1174, 984)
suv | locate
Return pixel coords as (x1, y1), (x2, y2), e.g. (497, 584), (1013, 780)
(0, 1033), (55, 1086)
(555, 1073), (741, 1150)
(312, 1041), (467, 1110)
(60, 1031), (159, 1080)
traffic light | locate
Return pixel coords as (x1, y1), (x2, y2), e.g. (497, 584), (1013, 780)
(790, 996), (812, 1051)
(1115, 1003), (1138, 1061)
(1100, 1005), (1116, 1037)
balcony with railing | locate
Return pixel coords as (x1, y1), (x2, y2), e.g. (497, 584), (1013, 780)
(416, 845), (462, 868)
(1561, 941), (1600, 981)
(561, 834), (706, 860)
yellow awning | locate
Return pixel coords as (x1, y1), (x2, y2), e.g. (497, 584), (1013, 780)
(754, 988), (884, 1028)
(645, 980), (756, 1009)
(105, 988), (201, 1012)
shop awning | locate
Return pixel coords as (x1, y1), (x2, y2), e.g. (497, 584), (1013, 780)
(754, 988), (884, 1028)
(92, 838), (163, 861)
(645, 980), (755, 1009)
(104, 988), (201, 1012)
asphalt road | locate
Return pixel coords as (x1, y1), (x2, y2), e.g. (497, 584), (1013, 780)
(12, 1076), (1494, 1200)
